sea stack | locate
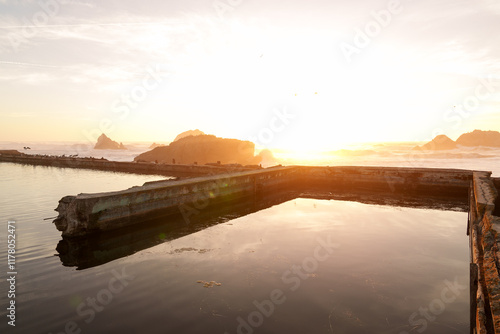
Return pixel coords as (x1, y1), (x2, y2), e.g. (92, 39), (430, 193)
(94, 133), (127, 150)
(456, 130), (500, 147)
(415, 134), (457, 150)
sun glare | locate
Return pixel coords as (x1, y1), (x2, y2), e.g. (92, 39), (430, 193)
(272, 148), (332, 165)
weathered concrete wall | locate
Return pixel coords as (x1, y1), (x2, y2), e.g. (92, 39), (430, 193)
(298, 166), (472, 197)
(49, 163), (500, 332)
(56, 190), (299, 270)
(470, 171), (500, 333)
(54, 166), (298, 237)
(494, 178), (500, 217)
(0, 154), (260, 177)
(53, 166), (474, 237)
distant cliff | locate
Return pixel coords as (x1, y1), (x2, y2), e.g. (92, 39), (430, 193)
(94, 134), (126, 150)
(173, 129), (205, 142)
(416, 130), (500, 150)
(456, 130), (500, 147)
(134, 134), (261, 165)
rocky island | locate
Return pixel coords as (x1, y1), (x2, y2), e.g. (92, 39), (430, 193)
(456, 129), (500, 147)
(416, 134), (457, 150)
(94, 133), (127, 150)
(173, 129), (205, 142)
(415, 129), (500, 150)
(135, 132), (261, 165)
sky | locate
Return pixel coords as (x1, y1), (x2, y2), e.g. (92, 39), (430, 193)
(0, 0), (500, 151)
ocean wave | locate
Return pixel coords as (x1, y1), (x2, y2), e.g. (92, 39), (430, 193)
(329, 149), (378, 157)
(403, 151), (495, 159)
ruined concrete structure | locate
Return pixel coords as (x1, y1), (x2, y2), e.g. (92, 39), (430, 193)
(470, 171), (500, 333)
(52, 166), (474, 237)
(50, 165), (500, 332)
(53, 166), (297, 237)
(0, 153), (260, 177)
(2, 152), (499, 332)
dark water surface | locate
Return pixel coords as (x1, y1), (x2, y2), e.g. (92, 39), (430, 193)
(0, 163), (469, 333)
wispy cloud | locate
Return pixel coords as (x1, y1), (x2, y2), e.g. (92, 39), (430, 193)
(5, 112), (35, 118)
(0, 60), (61, 68)
(0, 0), (499, 141)
(0, 0), (95, 7)
(0, 11), (232, 90)
(0, 20), (169, 29)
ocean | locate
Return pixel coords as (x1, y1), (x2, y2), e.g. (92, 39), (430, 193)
(272, 142), (500, 177)
(0, 140), (491, 333)
(1, 140), (499, 175)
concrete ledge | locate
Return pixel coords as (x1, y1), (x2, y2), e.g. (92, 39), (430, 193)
(0, 154), (261, 177)
(301, 166), (472, 196)
(49, 163), (500, 332)
(471, 171), (500, 333)
(53, 166), (474, 237)
(55, 190), (299, 270)
(54, 166), (297, 237)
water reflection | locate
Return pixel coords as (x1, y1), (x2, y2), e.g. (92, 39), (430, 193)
(109, 198), (468, 334)
(56, 192), (297, 269)
(55, 189), (468, 270)
(0, 163), (471, 333)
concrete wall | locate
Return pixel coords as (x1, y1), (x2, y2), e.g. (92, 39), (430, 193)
(298, 166), (472, 197)
(56, 191), (300, 270)
(47, 162), (500, 332)
(53, 166), (475, 237)
(0, 154), (260, 177)
(470, 171), (500, 333)
(54, 166), (298, 236)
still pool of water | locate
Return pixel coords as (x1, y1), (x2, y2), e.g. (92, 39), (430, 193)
(0, 163), (469, 333)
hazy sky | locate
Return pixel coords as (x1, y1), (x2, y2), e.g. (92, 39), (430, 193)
(1, 0), (499, 150)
